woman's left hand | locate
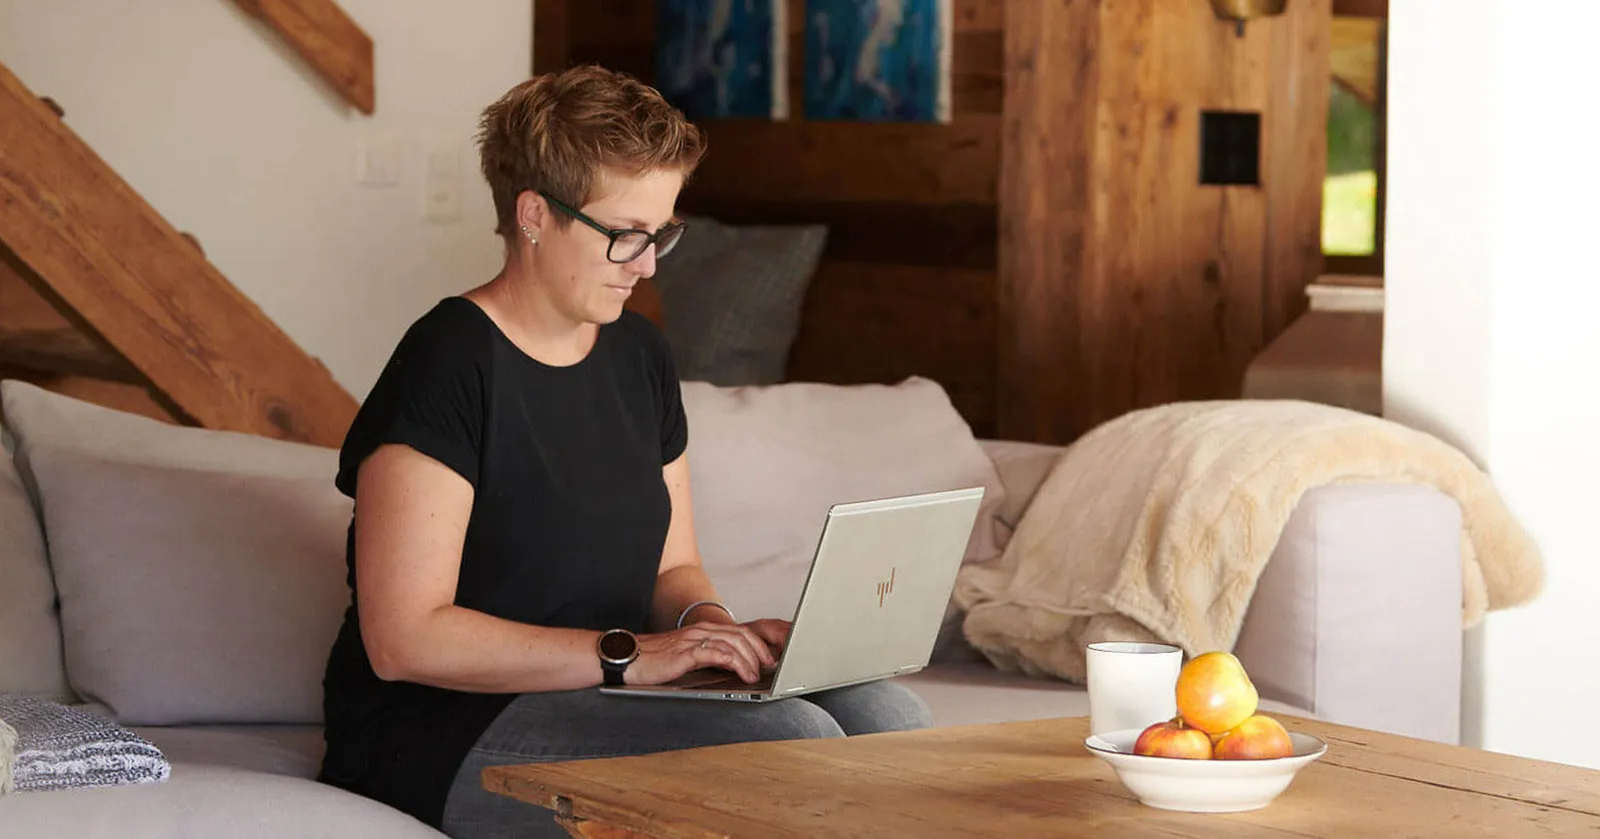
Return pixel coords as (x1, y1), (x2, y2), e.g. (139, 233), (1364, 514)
(737, 618), (791, 666)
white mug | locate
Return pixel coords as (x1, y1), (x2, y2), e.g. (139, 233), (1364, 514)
(1085, 641), (1183, 736)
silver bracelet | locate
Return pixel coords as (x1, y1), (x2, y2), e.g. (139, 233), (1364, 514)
(676, 599), (736, 629)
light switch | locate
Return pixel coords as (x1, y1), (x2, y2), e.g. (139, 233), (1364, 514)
(422, 143), (461, 222)
(356, 137), (401, 187)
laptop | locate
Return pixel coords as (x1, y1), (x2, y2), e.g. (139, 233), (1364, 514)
(601, 486), (985, 702)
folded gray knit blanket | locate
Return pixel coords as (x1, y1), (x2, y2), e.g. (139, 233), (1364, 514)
(0, 695), (170, 794)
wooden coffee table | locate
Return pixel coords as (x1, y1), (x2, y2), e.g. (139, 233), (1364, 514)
(483, 715), (1600, 837)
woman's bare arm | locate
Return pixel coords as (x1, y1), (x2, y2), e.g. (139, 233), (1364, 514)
(354, 443), (604, 693)
(355, 444), (778, 690)
(650, 453), (790, 665)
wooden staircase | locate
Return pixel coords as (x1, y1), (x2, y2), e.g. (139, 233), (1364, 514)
(0, 61), (358, 447)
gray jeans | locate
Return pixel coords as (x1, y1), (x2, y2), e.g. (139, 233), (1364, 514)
(440, 680), (932, 838)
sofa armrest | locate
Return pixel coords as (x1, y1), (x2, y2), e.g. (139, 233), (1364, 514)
(1233, 483), (1464, 744)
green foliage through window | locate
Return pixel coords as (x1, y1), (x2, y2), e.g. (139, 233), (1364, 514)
(1324, 83), (1378, 256)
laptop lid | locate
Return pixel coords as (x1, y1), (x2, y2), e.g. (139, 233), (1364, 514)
(764, 486), (986, 698)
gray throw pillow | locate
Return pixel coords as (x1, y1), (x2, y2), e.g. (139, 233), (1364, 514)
(652, 215), (827, 385)
(28, 445), (352, 726)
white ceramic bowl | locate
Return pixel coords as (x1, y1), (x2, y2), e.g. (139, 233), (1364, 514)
(1085, 728), (1327, 813)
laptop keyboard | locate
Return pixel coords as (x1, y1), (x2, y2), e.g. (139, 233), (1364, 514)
(669, 669), (775, 691)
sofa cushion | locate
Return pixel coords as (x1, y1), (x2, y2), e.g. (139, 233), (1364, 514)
(679, 377), (1007, 626)
(0, 763), (446, 838)
(0, 380), (342, 720)
(132, 724), (327, 779)
(0, 422), (72, 702)
(0, 380), (335, 487)
(652, 215), (827, 386)
(978, 439), (1065, 531)
(27, 446), (352, 726)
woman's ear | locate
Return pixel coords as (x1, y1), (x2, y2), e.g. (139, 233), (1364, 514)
(514, 190), (547, 240)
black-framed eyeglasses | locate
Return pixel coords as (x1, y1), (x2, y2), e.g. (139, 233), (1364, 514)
(539, 192), (686, 264)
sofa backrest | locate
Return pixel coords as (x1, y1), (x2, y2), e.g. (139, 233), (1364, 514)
(678, 377), (1011, 626)
(0, 375), (1024, 725)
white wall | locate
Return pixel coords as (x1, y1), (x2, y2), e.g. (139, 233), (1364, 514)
(1384, 1), (1600, 769)
(0, 0), (532, 398)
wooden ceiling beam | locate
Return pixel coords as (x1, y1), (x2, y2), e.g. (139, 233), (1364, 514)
(230, 0), (374, 114)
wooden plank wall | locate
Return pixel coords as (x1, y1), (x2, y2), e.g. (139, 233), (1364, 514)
(535, 1), (1330, 444)
(999, 0), (1330, 443)
(535, 0), (1003, 437)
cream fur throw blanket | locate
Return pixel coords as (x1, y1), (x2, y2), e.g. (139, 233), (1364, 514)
(951, 400), (1544, 683)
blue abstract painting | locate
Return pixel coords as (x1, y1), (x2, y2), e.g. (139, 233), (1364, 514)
(657, 0), (788, 120)
(804, 0), (951, 123)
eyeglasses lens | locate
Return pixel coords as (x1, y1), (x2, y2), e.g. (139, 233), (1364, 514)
(608, 226), (685, 263)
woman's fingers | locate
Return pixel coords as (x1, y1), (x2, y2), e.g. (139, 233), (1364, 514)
(692, 625), (773, 677)
(746, 618), (792, 651)
(691, 635), (758, 682)
(632, 622), (784, 685)
(723, 623), (779, 668)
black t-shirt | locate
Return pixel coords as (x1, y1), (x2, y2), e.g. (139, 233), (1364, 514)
(317, 297), (688, 827)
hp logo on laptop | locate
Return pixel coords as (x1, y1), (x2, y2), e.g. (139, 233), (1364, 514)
(876, 567), (897, 607)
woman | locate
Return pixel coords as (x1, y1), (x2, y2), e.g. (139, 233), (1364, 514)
(317, 65), (932, 839)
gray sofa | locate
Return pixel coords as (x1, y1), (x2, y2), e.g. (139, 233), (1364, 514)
(0, 378), (1465, 837)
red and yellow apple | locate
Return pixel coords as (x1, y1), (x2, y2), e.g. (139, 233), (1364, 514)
(1212, 714), (1294, 760)
(1133, 716), (1214, 760)
(1175, 651), (1259, 735)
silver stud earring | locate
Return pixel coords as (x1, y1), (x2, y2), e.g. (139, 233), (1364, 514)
(520, 224), (537, 246)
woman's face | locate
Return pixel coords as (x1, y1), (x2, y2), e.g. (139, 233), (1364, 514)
(525, 167), (685, 328)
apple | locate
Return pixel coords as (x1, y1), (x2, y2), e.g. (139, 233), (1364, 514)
(1175, 651), (1259, 734)
(1133, 716), (1214, 760)
(1213, 715), (1294, 760)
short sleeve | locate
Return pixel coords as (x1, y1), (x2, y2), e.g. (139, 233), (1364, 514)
(658, 354), (688, 465)
(335, 311), (486, 496)
(635, 313), (688, 465)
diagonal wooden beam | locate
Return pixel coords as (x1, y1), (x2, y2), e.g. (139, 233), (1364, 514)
(0, 61), (359, 446)
(1331, 17), (1381, 105)
(1, 245), (158, 386)
(1, 252), (185, 424)
(0, 328), (142, 383)
(230, 0), (374, 114)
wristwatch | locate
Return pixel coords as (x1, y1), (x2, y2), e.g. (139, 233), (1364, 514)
(596, 628), (639, 687)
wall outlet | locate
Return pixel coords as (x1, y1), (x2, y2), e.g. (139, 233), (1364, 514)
(422, 142), (461, 222)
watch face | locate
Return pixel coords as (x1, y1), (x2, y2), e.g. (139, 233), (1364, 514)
(598, 630), (637, 663)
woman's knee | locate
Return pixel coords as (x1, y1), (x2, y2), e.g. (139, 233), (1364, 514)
(808, 680), (934, 735)
(734, 699), (846, 742)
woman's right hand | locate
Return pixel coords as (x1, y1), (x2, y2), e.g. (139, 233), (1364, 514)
(624, 620), (790, 686)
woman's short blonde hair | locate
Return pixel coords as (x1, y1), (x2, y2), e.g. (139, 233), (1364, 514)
(476, 64), (706, 244)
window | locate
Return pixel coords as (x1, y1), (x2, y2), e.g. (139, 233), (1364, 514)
(1324, 1), (1387, 276)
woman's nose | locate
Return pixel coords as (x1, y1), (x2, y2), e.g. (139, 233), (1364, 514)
(626, 245), (658, 278)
